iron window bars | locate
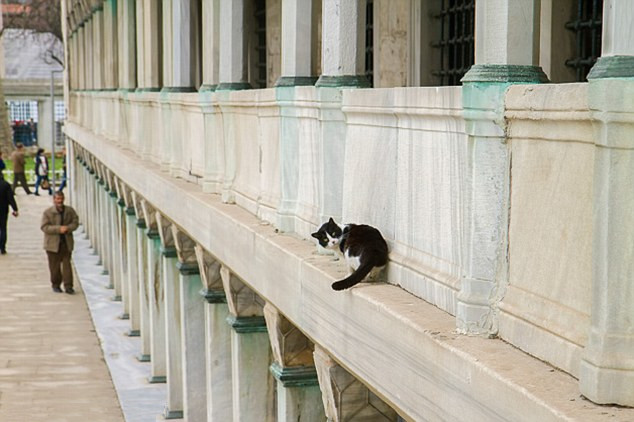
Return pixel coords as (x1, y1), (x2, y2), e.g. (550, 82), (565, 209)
(432, 0), (475, 86)
(565, 0), (603, 81)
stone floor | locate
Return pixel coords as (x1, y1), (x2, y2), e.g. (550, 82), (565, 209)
(0, 191), (165, 422)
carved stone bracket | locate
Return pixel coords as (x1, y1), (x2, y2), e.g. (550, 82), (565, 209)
(171, 226), (199, 274)
(194, 244), (225, 303)
(220, 265), (266, 332)
(140, 200), (159, 238)
(313, 345), (397, 422)
(156, 213), (176, 257)
(132, 192), (146, 228)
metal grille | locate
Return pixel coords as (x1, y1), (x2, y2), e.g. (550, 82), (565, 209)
(565, 0), (603, 81)
(432, 0), (475, 86)
(365, 0), (374, 86)
(254, 0), (267, 88)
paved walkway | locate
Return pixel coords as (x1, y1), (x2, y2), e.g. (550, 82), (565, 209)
(0, 191), (165, 422)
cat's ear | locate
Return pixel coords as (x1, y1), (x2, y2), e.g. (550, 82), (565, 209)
(328, 217), (336, 225)
(311, 232), (320, 239)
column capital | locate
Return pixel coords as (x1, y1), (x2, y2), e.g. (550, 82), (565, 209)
(226, 315), (267, 333)
(269, 362), (319, 387)
(461, 64), (548, 84)
(588, 56), (634, 80)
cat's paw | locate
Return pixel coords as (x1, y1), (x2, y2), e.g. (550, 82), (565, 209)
(331, 281), (347, 291)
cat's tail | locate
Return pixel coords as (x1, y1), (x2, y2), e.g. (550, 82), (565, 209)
(331, 261), (375, 291)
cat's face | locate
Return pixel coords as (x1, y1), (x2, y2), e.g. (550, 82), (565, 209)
(311, 218), (343, 249)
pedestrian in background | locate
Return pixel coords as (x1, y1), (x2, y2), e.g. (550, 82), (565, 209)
(10, 143), (32, 195)
(0, 151), (6, 173)
(0, 173), (19, 255)
(34, 148), (52, 196)
(41, 191), (79, 294)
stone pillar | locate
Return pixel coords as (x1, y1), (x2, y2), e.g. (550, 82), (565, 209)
(135, 0), (145, 89)
(161, 0), (173, 88)
(220, 265), (274, 422)
(313, 345), (397, 421)
(124, 190), (141, 337)
(458, 0), (546, 336)
(172, 227), (207, 422)
(142, 201), (167, 382)
(276, 0), (317, 87)
(579, 0), (634, 407)
(135, 197), (151, 362)
(157, 213), (183, 419)
(141, 0), (162, 89)
(217, 0), (251, 90)
(264, 303), (324, 421)
(114, 180), (130, 314)
(92, 5), (104, 90)
(77, 24), (86, 90)
(195, 245), (233, 421)
(169, 0), (199, 91)
(315, 0), (369, 88)
(117, 0), (137, 90)
(107, 176), (120, 291)
(103, 0), (118, 89)
(37, 97), (54, 153)
(84, 17), (94, 90)
(200, 0), (220, 91)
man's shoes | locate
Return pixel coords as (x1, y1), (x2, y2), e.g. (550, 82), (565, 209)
(34, 192), (40, 196)
(52, 287), (63, 293)
(0, 249), (6, 255)
(65, 288), (75, 294)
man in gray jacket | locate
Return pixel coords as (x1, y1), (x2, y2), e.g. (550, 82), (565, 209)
(41, 191), (79, 294)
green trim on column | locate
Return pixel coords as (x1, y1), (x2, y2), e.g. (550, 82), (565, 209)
(198, 84), (218, 92)
(119, 313), (129, 320)
(164, 409), (184, 419)
(117, 198), (125, 207)
(126, 329), (140, 337)
(226, 315), (267, 333)
(315, 75), (371, 88)
(275, 76), (318, 87)
(161, 86), (197, 93)
(136, 219), (147, 229)
(588, 56), (634, 79)
(215, 82), (252, 91)
(160, 246), (177, 258)
(112, 294), (122, 301)
(461, 64), (548, 83)
(109, 191), (118, 198)
(97, 178), (105, 185)
(125, 206), (136, 216)
(148, 375), (166, 384)
(146, 229), (160, 239)
(200, 288), (227, 304)
(117, 88), (137, 93)
(176, 261), (200, 275)
(136, 353), (151, 363)
(269, 362), (320, 387)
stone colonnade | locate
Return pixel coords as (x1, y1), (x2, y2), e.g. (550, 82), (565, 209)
(70, 144), (399, 421)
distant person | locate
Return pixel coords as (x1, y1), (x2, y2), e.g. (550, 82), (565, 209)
(0, 173), (19, 255)
(34, 148), (52, 196)
(28, 118), (37, 143)
(41, 191), (79, 294)
(0, 151), (6, 173)
(57, 148), (67, 192)
(10, 143), (32, 195)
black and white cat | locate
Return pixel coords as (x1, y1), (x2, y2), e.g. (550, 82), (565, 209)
(311, 217), (389, 291)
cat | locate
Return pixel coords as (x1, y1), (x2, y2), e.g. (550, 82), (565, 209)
(311, 217), (389, 291)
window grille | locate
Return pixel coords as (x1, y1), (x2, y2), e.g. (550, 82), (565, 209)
(565, 0), (603, 81)
(365, 0), (374, 86)
(253, 0), (267, 88)
(432, 0), (475, 86)
(7, 100), (38, 123)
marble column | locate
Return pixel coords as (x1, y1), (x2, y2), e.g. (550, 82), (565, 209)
(313, 345), (397, 421)
(92, 5), (104, 90)
(157, 213), (183, 419)
(117, 0), (137, 90)
(221, 265), (274, 422)
(315, 0), (369, 88)
(195, 246), (233, 421)
(169, 0), (199, 91)
(579, 0), (634, 407)
(217, 0), (251, 91)
(114, 180), (130, 313)
(84, 16), (94, 90)
(124, 193), (141, 337)
(200, 0), (221, 91)
(135, 197), (151, 362)
(264, 303), (324, 421)
(458, 0), (546, 336)
(103, 0), (118, 89)
(276, 0), (317, 87)
(141, 0), (162, 90)
(172, 228), (207, 422)
(142, 201), (167, 383)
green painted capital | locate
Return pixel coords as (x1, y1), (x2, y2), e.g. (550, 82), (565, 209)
(275, 76), (319, 87)
(146, 228), (160, 239)
(315, 75), (371, 88)
(226, 315), (267, 333)
(269, 362), (320, 387)
(461, 64), (548, 84)
(161, 86), (197, 93)
(117, 198), (125, 207)
(176, 261), (200, 275)
(97, 178), (105, 185)
(109, 191), (118, 198)
(125, 206), (136, 216)
(160, 246), (177, 258)
(117, 88), (137, 93)
(135, 87), (162, 93)
(588, 56), (634, 80)
(201, 288), (227, 304)
(136, 219), (147, 229)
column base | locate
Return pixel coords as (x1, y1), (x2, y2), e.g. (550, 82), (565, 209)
(315, 75), (371, 88)
(136, 353), (151, 362)
(215, 82), (252, 91)
(160, 86), (197, 93)
(101, 269), (109, 276)
(118, 313), (130, 320)
(198, 84), (218, 92)
(580, 359), (634, 406)
(148, 375), (167, 384)
(588, 56), (634, 79)
(461, 64), (548, 83)
(163, 408), (184, 419)
(111, 295), (122, 302)
(275, 76), (318, 87)
(226, 315), (267, 333)
(126, 329), (140, 337)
